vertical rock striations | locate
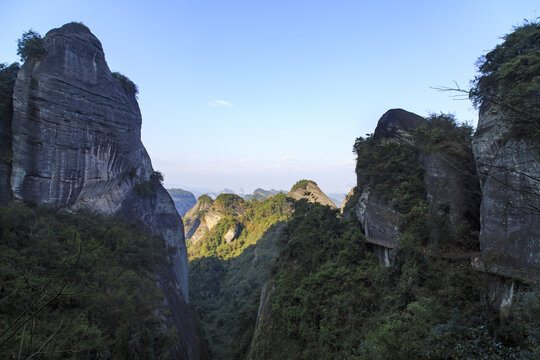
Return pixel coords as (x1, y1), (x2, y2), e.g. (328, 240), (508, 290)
(472, 104), (540, 280)
(9, 23), (201, 359)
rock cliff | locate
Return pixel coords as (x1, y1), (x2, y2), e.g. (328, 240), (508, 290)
(184, 193), (246, 244)
(373, 108), (426, 144)
(352, 109), (481, 264)
(472, 104), (540, 280)
(6, 23), (201, 359)
(287, 180), (337, 208)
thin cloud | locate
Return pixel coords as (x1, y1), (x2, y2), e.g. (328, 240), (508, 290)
(209, 100), (232, 107)
(281, 154), (296, 160)
(237, 157), (255, 163)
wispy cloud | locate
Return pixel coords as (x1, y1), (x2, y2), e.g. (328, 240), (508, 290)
(209, 99), (232, 107)
(281, 154), (296, 160)
(237, 157), (255, 163)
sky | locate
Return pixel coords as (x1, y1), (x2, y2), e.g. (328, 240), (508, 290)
(1, 1), (538, 195)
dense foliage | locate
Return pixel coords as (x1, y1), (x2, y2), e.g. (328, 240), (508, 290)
(470, 20), (540, 141)
(354, 135), (426, 214)
(248, 200), (539, 360)
(0, 204), (176, 359)
(188, 193), (293, 359)
(17, 30), (47, 62)
(212, 194), (246, 214)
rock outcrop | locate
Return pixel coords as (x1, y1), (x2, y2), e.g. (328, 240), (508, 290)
(184, 193), (246, 243)
(472, 104), (540, 280)
(352, 109), (481, 265)
(168, 188), (197, 216)
(372, 108), (426, 145)
(287, 180), (337, 208)
(7, 23), (201, 359)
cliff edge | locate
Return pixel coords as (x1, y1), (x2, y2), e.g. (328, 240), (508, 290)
(8, 23), (201, 359)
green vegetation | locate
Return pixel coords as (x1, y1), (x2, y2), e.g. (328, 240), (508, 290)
(185, 195), (214, 222)
(188, 193), (293, 359)
(341, 187), (360, 217)
(112, 71), (138, 96)
(248, 200), (539, 360)
(414, 113), (474, 157)
(17, 30), (47, 62)
(134, 171), (164, 196)
(354, 135), (426, 214)
(291, 179), (315, 192)
(470, 20), (540, 141)
(0, 204), (176, 358)
(213, 193), (246, 214)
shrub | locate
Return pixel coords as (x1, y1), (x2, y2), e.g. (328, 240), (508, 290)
(291, 179), (314, 191)
(17, 29), (47, 61)
(470, 20), (540, 141)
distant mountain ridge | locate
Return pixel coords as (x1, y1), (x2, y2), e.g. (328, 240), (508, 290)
(244, 188), (285, 201)
(167, 188), (197, 216)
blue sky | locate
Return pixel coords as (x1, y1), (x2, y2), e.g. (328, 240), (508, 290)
(1, 1), (538, 195)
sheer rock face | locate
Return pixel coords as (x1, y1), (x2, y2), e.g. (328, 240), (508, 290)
(9, 23), (200, 359)
(421, 151), (481, 245)
(373, 108), (426, 145)
(356, 189), (400, 248)
(472, 105), (540, 277)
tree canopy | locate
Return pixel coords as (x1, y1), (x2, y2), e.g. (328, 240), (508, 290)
(470, 20), (540, 140)
(17, 30), (47, 62)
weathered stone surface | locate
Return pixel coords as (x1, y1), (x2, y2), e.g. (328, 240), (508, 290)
(223, 225), (240, 243)
(287, 180), (337, 208)
(9, 23), (200, 359)
(356, 189), (400, 248)
(184, 195), (213, 243)
(373, 108), (426, 144)
(421, 151), (481, 245)
(472, 104), (540, 277)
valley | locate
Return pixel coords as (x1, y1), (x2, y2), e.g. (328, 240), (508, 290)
(0, 10), (538, 360)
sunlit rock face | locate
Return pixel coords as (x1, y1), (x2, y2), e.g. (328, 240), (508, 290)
(472, 104), (540, 279)
(10, 23), (201, 359)
(286, 180), (337, 208)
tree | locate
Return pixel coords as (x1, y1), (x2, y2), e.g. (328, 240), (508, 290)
(17, 30), (47, 62)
